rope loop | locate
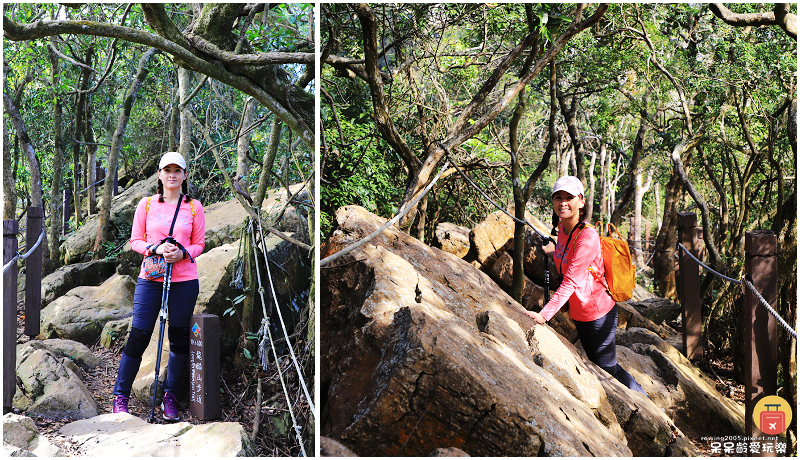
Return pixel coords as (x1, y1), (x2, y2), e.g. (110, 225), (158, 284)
(3, 229), (46, 274)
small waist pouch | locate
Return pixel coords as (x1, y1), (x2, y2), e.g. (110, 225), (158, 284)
(142, 254), (166, 280)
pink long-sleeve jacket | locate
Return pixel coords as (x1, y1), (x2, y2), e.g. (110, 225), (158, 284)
(130, 195), (205, 282)
(538, 221), (615, 322)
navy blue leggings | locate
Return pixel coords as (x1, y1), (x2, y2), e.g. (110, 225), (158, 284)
(113, 278), (198, 397)
(574, 305), (648, 397)
(130, 278), (199, 332)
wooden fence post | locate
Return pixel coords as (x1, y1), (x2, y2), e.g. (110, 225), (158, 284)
(744, 230), (778, 441)
(4, 220), (19, 413)
(677, 212), (703, 360)
(24, 206), (43, 337)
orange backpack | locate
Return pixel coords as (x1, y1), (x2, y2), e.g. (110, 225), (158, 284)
(589, 222), (635, 302)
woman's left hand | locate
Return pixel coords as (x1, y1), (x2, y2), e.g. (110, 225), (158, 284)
(524, 310), (547, 324)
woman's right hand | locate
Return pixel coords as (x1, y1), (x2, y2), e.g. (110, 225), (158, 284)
(155, 242), (176, 255)
(524, 310), (547, 324)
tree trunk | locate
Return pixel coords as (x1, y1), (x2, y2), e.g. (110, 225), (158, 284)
(587, 149), (597, 222)
(510, 89), (527, 302)
(93, 48), (159, 258)
(653, 171), (682, 299)
(168, 98), (179, 152)
(178, 67), (193, 158)
(3, 119), (14, 220)
(511, 60), (558, 302)
(632, 169), (652, 267)
(557, 90), (585, 184)
(599, 143), (608, 223)
(236, 97), (257, 192)
(414, 196), (428, 243)
(3, 94), (42, 209)
(47, 38), (65, 262)
(85, 96), (98, 215)
(610, 97), (649, 228)
(254, 117), (283, 208)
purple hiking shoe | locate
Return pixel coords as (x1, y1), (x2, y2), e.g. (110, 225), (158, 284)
(161, 391), (181, 422)
(113, 395), (129, 414)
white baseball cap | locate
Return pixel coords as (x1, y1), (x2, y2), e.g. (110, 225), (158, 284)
(158, 151), (187, 170)
(551, 175), (584, 197)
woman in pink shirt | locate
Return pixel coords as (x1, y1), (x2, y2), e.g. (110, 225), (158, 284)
(112, 152), (206, 420)
(525, 176), (646, 397)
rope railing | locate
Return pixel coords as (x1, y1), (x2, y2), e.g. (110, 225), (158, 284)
(2, 229), (45, 274)
(248, 218), (309, 456)
(677, 242), (796, 340)
(635, 247), (657, 275)
(254, 214), (316, 421)
(743, 276), (797, 340)
(439, 142), (555, 246)
(677, 243), (741, 284)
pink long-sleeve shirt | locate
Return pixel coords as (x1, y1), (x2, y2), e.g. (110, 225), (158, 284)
(538, 221), (615, 323)
(130, 195), (205, 282)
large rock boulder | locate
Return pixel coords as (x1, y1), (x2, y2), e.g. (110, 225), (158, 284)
(14, 344), (101, 420)
(527, 322), (701, 456)
(22, 339), (101, 370)
(625, 297), (682, 327)
(470, 209), (517, 269)
(433, 223), (471, 259)
(38, 274), (135, 344)
(321, 206), (700, 457)
(470, 209), (556, 288)
(615, 328), (745, 438)
(3, 413), (65, 457)
(584, 359), (700, 456)
(40, 258), (119, 308)
(59, 413), (254, 456)
(201, 200), (252, 253)
(60, 173), (158, 264)
(193, 241), (243, 351)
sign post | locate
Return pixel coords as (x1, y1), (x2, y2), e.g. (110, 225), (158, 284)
(189, 313), (220, 420)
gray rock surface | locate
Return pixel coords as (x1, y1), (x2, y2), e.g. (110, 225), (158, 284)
(3, 413), (65, 457)
(59, 413), (254, 456)
(38, 274), (135, 344)
(13, 344), (101, 420)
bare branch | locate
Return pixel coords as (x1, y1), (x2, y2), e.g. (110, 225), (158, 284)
(185, 32), (314, 65)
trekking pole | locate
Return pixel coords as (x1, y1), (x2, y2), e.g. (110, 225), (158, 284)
(148, 261), (173, 423)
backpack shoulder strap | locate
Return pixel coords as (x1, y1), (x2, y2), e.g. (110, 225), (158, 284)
(144, 196), (153, 240)
(189, 198), (195, 217)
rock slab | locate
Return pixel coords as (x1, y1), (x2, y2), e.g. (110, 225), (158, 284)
(59, 413), (254, 457)
(14, 344), (101, 420)
(38, 274), (135, 344)
(322, 205), (634, 457)
(3, 413), (65, 457)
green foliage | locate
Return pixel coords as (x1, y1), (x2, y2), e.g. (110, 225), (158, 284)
(321, 114), (403, 236)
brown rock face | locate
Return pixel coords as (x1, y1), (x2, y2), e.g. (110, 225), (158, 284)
(433, 222), (471, 259)
(321, 205), (633, 457)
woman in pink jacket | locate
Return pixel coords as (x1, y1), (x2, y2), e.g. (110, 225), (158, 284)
(525, 176), (646, 396)
(112, 152), (206, 421)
